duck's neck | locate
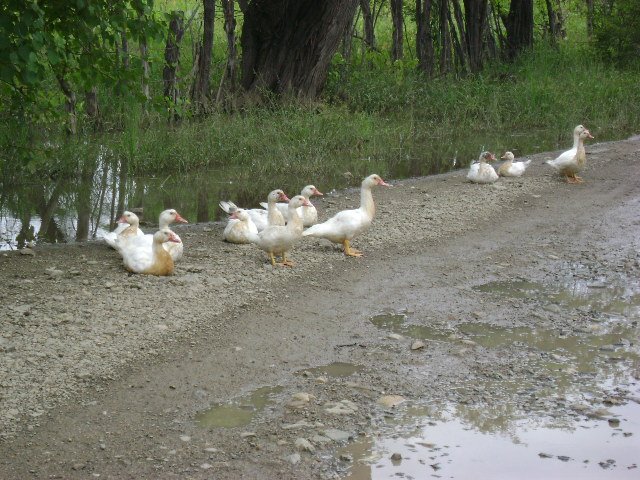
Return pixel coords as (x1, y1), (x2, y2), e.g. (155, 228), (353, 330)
(147, 241), (174, 275)
(575, 135), (586, 166)
(287, 206), (304, 234)
(159, 218), (170, 229)
(122, 224), (138, 237)
(267, 199), (280, 223)
(360, 184), (375, 219)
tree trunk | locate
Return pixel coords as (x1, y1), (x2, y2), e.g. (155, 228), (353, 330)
(503, 0), (533, 60)
(192, 0), (215, 112)
(75, 159), (96, 242)
(55, 74), (77, 135)
(585, 0), (594, 38)
(462, 0), (488, 72)
(241, 0), (359, 99)
(85, 87), (100, 131)
(391, 0), (404, 61)
(360, 0), (376, 50)
(416, 0), (435, 75)
(140, 37), (150, 112)
(450, 0), (470, 72)
(163, 11), (185, 123)
(439, 0), (452, 74)
(217, 0), (238, 107)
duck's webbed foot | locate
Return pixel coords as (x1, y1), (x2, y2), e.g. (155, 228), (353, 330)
(343, 240), (363, 257)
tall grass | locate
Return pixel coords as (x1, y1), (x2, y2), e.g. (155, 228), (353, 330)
(2, 38), (639, 187)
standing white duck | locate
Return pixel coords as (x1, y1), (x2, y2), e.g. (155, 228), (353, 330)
(302, 174), (389, 257)
(119, 229), (181, 276)
(545, 124), (594, 184)
(260, 185), (324, 227)
(102, 211), (143, 248)
(135, 209), (188, 261)
(498, 151), (532, 177)
(219, 189), (290, 232)
(467, 151), (498, 184)
(223, 209), (258, 244)
(247, 195), (311, 266)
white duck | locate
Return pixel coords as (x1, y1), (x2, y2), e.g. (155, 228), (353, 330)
(247, 195), (311, 266)
(545, 124), (594, 183)
(260, 185), (324, 227)
(467, 151), (498, 184)
(134, 209), (188, 261)
(498, 151), (532, 177)
(119, 229), (181, 276)
(223, 209), (258, 244)
(102, 211), (143, 248)
(302, 174), (389, 257)
(219, 189), (289, 232)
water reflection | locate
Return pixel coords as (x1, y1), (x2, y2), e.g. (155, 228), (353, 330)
(0, 128), (578, 250)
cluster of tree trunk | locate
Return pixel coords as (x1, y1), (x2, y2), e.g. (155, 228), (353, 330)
(56, 0), (553, 132)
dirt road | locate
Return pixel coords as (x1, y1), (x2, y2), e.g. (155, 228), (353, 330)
(1, 136), (639, 479)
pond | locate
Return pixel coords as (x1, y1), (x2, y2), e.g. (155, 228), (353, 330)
(0, 127), (612, 250)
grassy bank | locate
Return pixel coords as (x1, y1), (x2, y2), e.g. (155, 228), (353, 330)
(2, 40), (639, 185)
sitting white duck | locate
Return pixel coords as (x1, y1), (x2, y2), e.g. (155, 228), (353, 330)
(223, 209), (258, 244)
(131, 209), (188, 261)
(102, 211), (143, 248)
(219, 189), (289, 232)
(545, 124), (594, 183)
(119, 229), (181, 276)
(247, 195), (311, 266)
(302, 174), (389, 257)
(260, 185), (323, 227)
(467, 151), (498, 184)
(498, 151), (532, 177)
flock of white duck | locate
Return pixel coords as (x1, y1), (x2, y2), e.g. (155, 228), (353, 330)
(102, 124), (593, 276)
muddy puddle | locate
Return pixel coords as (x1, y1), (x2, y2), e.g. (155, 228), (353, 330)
(339, 399), (640, 479)
(298, 362), (365, 378)
(353, 274), (640, 479)
(196, 385), (283, 428)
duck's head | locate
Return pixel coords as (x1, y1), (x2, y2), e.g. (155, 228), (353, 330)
(479, 151), (496, 163)
(574, 125), (594, 140)
(363, 174), (390, 188)
(501, 151), (515, 161)
(301, 185), (323, 198)
(160, 209), (188, 225)
(154, 228), (181, 244)
(230, 209), (250, 222)
(118, 211), (139, 226)
(289, 195), (312, 209)
(269, 189), (290, 203)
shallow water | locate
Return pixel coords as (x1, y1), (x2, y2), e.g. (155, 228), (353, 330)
(195, 385), (283, 428)
(0, 128), (609, 250)
(358, 272), (640, 479)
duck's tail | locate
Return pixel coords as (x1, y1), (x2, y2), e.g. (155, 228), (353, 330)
(219, 200), (238, 214)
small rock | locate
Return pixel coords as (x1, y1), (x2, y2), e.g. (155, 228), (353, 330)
(45, 267), (64, 278)
(388, 333), (403, 340)
(19, 248), (35, 256)
(200, 463), (212, 470)
(204, 447), (218, 453)
(240, 432), (256, 439)
(315, 376), (328, 384)
(339, 454), (353, 462)
(294, 438), (315, 453)
(71, 463), (86, 471)
(410, 340), (425, 350)
(291, 392), (314, 403)
(322, 429), (351, 442)
(608, 418), (620, 427)
(286, 453), (301, 465)
(557, 455), (571, 462)
(391, 452), (402, 461)
(378, 395), (405, 408)
(324, 400), (358, 415)
(179, 435), (191, 442)
(539, 453), (553, 459)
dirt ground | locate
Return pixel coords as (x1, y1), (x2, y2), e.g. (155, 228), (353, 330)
(1, 136), (639, 479)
